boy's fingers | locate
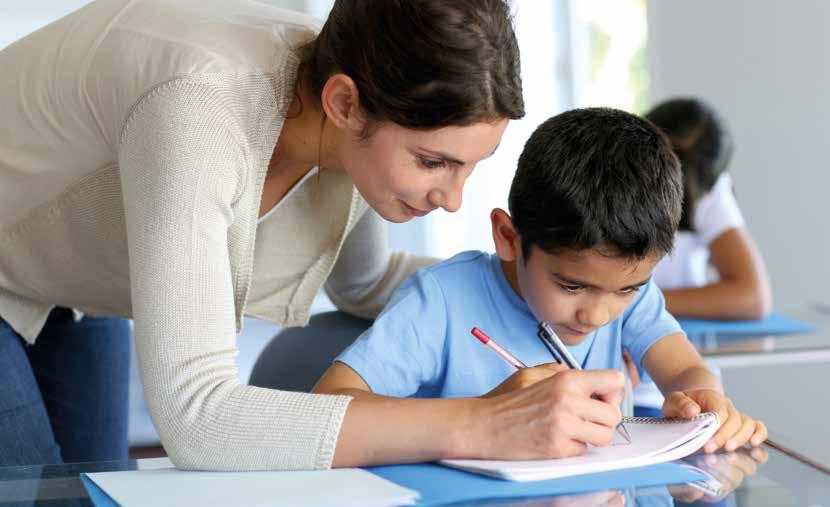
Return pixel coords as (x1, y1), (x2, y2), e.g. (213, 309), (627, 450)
(751, 420), (768, 447)
(706, 402), (741, 453)
(725, 414), (755, 451)
(663, 392), (700, 418)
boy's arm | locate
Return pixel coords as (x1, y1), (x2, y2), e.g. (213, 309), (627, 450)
(643, 333), (768, 452)
(314, 361), (373, 398)
(642, 333), (722, 395)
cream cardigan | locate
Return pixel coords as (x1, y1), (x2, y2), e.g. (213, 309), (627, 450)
(0, 0), (432, 470)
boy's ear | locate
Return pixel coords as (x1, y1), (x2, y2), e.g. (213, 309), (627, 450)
(491, 208), (521, 262)
(320, 73), (366, 133)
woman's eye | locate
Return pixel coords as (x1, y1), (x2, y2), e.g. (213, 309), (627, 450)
(417, 157), (446, 169)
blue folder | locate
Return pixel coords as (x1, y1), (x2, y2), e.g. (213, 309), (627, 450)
(366, 462), (705, 506)
(83, 462), (705, 506)
(677, 312), (814, 337)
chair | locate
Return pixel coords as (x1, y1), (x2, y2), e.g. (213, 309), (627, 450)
(249, 311), (372, 392)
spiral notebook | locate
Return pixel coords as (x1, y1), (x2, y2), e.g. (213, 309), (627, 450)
(440, 412), (720, 482)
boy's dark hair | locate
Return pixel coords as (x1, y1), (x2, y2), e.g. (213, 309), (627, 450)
(508, 107), (682, 261)
(302, 0), (525, 134)
(645, 98), (733, 232)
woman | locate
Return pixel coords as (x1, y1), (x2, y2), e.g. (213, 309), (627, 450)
(0, 0), (625, 469)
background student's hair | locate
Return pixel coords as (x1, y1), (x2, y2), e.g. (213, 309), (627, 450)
(301, 0), (525, 135)
(508, 108), (682, 261)
(645, 98), (734, 232)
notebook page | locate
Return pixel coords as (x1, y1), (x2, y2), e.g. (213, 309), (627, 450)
(441, 412), (719, 482)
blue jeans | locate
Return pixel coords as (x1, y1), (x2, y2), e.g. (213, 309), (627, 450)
(0, 308), (131, 466)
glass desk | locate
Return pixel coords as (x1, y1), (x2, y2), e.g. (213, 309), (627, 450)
(686, 307), (830, 360)
(673, 306), (830, 472)
(0, 446), (827, 507)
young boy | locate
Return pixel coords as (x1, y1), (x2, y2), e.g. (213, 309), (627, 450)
(314, 108), (767, 454)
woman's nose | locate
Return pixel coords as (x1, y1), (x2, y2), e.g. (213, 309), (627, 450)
(430, 170), (469, 213)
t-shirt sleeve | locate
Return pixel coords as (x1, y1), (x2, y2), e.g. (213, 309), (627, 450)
(694, 172), (746, 244)
(622, 280), (684, 377)
(335, 270), (448, 397)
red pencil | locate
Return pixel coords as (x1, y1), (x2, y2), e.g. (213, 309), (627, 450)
(471, 327), (526, 370)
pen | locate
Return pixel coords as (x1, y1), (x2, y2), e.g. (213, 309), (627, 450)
(471, 327), (527, 369)
(537, 321), (632, 444)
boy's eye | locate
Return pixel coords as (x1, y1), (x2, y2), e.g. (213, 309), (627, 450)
(417, 157), (446, 170)
(619, 287), (642, 295)
(559, 284), (584, 293)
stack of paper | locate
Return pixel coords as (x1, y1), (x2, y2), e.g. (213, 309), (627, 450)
(84, 466), (419, 507)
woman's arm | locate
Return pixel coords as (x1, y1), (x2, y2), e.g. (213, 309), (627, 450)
(120, 80), (353, 471)
(314, 362), (628, 466)
(662, 227), (773, 319)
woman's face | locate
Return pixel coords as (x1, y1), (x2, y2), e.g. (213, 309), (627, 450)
(339, 119), (509, 223)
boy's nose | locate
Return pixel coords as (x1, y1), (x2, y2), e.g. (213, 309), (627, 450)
(577, 305), (610, 328)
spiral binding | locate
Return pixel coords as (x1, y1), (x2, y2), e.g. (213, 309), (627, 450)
(622, 412), (718, 425)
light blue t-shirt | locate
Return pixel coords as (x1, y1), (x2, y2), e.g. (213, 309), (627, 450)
(337, 251), (683, 398)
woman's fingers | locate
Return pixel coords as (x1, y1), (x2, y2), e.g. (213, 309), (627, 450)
(576, 369), (626, 407)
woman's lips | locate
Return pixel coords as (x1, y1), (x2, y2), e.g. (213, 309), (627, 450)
(403, 201), (433, 217)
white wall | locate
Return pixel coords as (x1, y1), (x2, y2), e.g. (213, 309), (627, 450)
(646, 0), (830, 310)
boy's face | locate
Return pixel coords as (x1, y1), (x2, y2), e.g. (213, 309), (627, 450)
(491, 209), (662, 345)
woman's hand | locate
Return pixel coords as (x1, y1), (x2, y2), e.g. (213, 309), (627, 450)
(662, 389), (768, 452)
(464, 369), (626, 460)
(481, 363), (568, 398)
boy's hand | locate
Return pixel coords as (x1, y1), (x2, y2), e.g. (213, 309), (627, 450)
(662, 389), (768, 452)
(481, 363), (568, 398)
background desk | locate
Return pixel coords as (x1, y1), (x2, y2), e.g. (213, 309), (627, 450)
(688, 307), (830, 475)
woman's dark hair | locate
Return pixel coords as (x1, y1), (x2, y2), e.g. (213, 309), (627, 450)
(645, 98), (734, 232)
(301, 0), (525, 133)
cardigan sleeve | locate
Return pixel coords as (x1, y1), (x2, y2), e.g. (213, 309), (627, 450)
(324, 209), (438, 320)
(118, 79), (351, 471)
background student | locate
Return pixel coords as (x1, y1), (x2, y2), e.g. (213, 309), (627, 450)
(631, 98), (775, 415)
(646, 98), (773, 320)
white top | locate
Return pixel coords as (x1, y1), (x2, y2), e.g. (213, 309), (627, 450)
(653, 173), (745, 289)
(258, 167), (320, 224)
(0, 0), (434, 471)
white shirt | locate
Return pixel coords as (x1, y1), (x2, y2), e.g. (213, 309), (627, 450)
(653, 173), (745, 289)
